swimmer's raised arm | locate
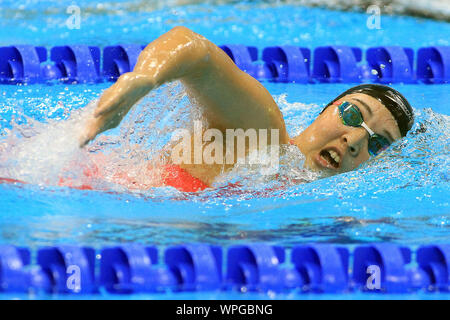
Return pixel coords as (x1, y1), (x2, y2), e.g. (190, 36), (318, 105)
(79, 26), (289, 147)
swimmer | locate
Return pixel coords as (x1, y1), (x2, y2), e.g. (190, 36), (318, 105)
(78, 26), (414, 191)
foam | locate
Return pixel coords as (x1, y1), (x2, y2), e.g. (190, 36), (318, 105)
(0, 82), (195, 191)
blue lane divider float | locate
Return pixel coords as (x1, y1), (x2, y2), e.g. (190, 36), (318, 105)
(291, 244), (349, 293)
(366, 46), (415, 84)
(226, 244), (287, 291)
(0, 44), (449, 84)
(37, 245), (97, 294)
(417, 46), (450, 84)
(165, 244), (222, 291)
(352, 243), (413, 293)
(262, 46), (310, 83)
(100, 244), (176, 293)
(1, 243), (450, 294)
(0, 45), (47, 84)
(416, 245), (450, 291)
(0, 245), (36, 292)
(0, 245), (51, 292)
(312, 46), (363, 83)
(102, 44), (146, 81)
(47, 45), (101, 83)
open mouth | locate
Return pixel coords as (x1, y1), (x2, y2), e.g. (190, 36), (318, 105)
(319, 148), (341, 169)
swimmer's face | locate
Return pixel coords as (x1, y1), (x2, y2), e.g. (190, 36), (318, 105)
(294, 93), (402, 174)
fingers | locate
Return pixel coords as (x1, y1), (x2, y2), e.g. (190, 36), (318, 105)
(79, 73), (143, 148)
(78, 131), (93, 148)
(79, 119), (99, 148)
(79, 104), (127, 148)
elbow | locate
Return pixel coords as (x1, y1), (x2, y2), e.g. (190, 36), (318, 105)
(169, 26), (211, 64)
(169, 26), (197, 38)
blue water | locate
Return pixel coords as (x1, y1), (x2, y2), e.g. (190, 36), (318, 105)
(0, 1), (449, 299)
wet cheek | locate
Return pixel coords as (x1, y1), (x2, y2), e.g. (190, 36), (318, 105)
(353, 154), (369, 169)
(309, 135), (316, 142)
(345, 156), (362, 171)
(345, 158), (356, 171)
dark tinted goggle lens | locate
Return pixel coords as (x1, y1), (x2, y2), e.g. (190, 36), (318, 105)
(338, 102), (363, 127)
(338, 101), (391, 157)
(368, 134), (391, 157)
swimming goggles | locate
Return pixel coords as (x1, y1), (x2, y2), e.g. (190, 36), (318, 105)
(337, 101), (391, 157)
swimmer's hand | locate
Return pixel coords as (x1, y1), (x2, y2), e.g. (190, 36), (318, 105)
(79, 72), (155, 147)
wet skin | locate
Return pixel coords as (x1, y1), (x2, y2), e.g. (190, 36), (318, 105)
(292, 93), (402, 174)
(79, 26), (402, 186)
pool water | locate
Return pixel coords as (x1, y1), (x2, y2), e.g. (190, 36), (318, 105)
(0, 1), (449, 299)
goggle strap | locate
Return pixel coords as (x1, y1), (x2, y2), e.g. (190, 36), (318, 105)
(360, 121), (375, 136)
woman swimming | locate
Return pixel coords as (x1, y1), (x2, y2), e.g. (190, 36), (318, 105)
(78, 26), (414, 191)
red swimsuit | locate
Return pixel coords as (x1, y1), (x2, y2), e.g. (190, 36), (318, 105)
(160, 164), (209, 192)
(1, 163), (209, 193)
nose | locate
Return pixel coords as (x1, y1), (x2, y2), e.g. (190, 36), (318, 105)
(341, 128), (367, 157)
